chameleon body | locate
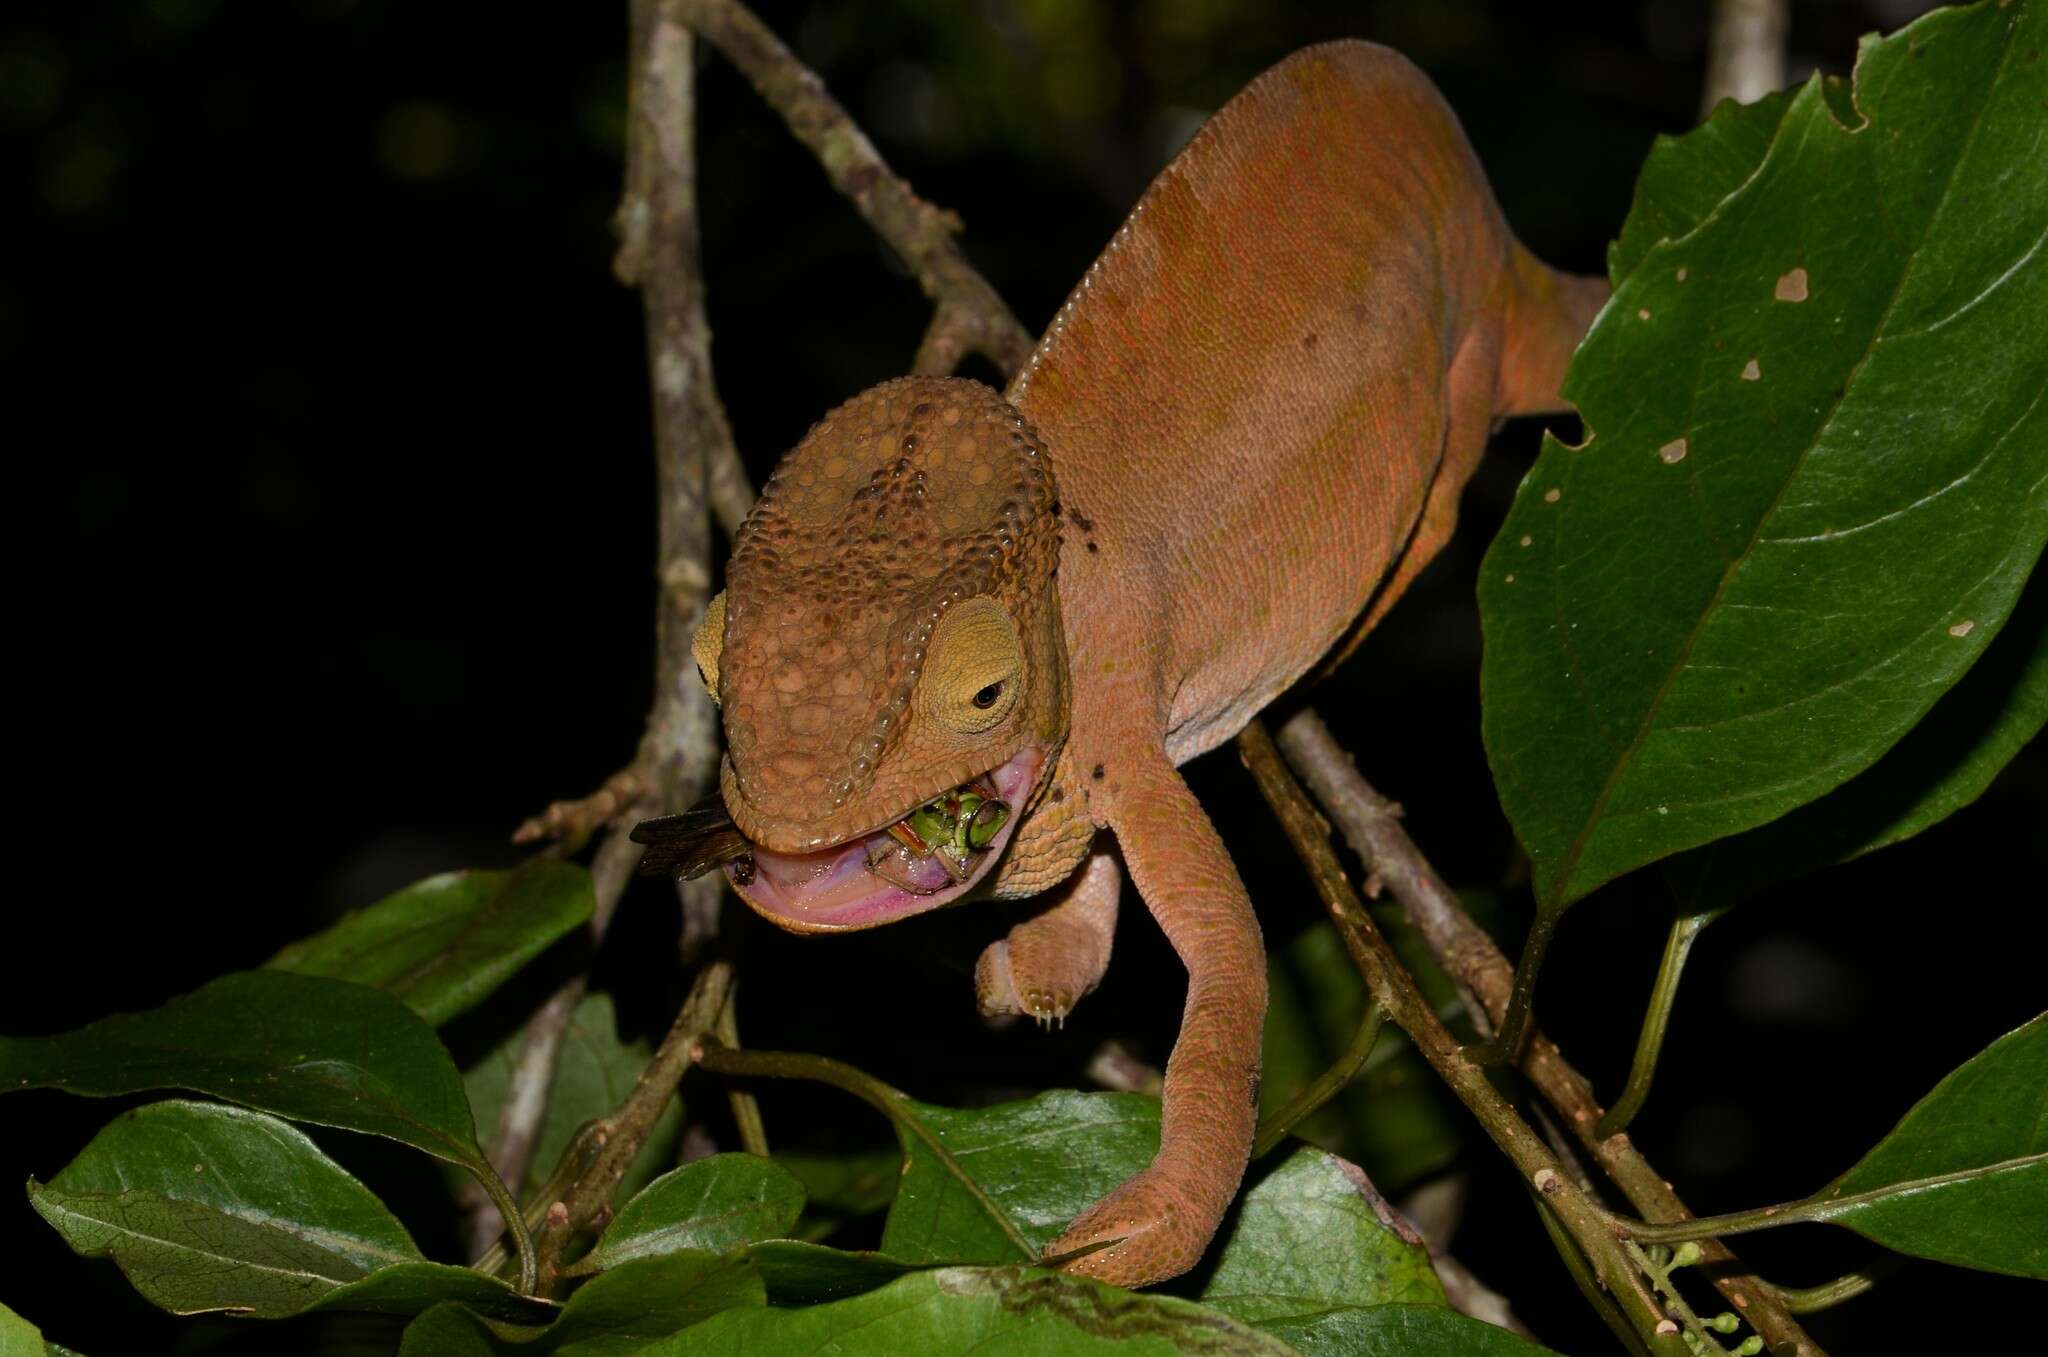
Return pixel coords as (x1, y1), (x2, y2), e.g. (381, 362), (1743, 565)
(684, 42), (1606, 1286)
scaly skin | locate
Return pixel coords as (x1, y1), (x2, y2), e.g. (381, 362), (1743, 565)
(695, 41), (1607, 1287)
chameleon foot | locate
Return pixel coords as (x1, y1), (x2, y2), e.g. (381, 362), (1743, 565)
(1042, 1169), (1209, 1288)
(974, 851), (1119, 1026)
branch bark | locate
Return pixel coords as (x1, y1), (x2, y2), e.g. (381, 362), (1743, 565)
(1700, 0), (1789, 117)
(1274, 709), (1823, 1357)
(1238, 721), (1689, 1355)
(474, 0), (730, 1256)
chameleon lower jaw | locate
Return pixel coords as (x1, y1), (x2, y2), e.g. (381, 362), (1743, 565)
(724, 745), (1044, 934)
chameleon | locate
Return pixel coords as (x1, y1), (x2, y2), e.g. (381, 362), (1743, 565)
(637, 40), (1607, 1287)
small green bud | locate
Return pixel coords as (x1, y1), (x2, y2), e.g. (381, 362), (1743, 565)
(1734, 1337), (1764, 1356)
(1671, 1241), (1704, 1269)
(1705, 1311), (1741, 1334)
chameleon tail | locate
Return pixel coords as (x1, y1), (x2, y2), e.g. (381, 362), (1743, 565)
(1496, 247), (1610, 418)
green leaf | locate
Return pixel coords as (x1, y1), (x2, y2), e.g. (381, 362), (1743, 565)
(1480, 0), (2048, 909)
(268, 861), (594, 1027)
(573, 1153), (804, 1272)
(398, 1252), (764, 1356)
(0, 972), (495, 1184)
(642, 1265), (1294, 1356)
(32, 1099), (417, 1286)
(777, 1148), (900, 1217)
(1821, 1011), (2046, 1277)
(747, 1239), (926, 1305)
(1199, 1148), (1443, 1327)
(459, 992), (682, 1203)
(1256, 1302), (1564, 1357)
(0, 1299), (70, 1357)
(1667, 563), (2048, 908)
(25, 1101), (546, 1322)
(882, 1091), (1157, 1264)
(1607, 88), (1791, 285)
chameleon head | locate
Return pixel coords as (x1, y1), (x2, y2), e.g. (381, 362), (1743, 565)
(692, 376), (1069, 932)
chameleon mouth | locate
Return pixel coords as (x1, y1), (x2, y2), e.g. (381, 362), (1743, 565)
(630, 746), (1042, 933)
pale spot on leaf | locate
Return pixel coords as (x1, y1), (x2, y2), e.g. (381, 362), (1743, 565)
(1775, 267), (1809, 302)
(1637, 307), (1652, 320)
(1741, 358), (1762, 381)
(1519, 534), (1533, 547)
(1659, 438), (1689, 464)
(1676, 266), (1689, 281)
(1543, 488), (1561, 503)
(1504, 573), (1516, 584)
(1948, 619), (1976, 638)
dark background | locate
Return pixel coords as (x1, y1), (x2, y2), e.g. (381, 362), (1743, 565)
(5, 1), (2041, 1353)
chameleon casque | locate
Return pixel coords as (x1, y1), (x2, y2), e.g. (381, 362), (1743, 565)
(642, 41), (1607, 1287)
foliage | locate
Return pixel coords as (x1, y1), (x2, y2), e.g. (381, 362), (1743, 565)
(4, 1), (2044, 1353)
(1480, 0), (2046, 910)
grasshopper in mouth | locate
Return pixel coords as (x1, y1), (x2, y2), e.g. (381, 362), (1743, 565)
(866, 776), (1011, 892)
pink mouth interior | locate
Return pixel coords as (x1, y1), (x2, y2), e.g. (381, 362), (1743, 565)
(729, 746), (1042, 931)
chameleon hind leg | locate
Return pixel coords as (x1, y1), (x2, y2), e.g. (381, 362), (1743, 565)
(975, 849), (1120, 1027)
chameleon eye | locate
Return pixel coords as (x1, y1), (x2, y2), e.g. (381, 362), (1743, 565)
(692, 592), (727, 705)
(915, 597), (1022, 736)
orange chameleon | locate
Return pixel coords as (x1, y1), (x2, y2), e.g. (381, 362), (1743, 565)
(638, 40), (1606, 1287)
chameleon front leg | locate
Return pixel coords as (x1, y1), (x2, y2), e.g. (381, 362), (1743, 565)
(1044, 746), (1265, 1287)
(976, 849), (1120, 1027)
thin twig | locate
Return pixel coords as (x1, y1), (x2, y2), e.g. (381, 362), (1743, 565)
(1238, 721), (1688, 1355)
(476, 0), (731, 1256)
(1700, 0), (1789, 118)
(528, 958), (740, 1287)
(1251, 1002), (1384, 1158)
(1085, 1041), (1164, 1096)
(671, 0), (1034, 379)
(465, 827), (651, 1260)
(1274, 709), (1824, 1357)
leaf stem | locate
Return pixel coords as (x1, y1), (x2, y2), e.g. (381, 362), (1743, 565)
(690, 1038), (1041, 1260)
(714, 986), (770, 1157)
(1769, 1255), (1905, 1314)
(1611, 1155), (2046, 1245)
(1597, 906), (1722, 1139)
(474, 1164), (537, 1294)
(1252, 1002), (1383, 1158)
(1467, 902), (1559, 1066)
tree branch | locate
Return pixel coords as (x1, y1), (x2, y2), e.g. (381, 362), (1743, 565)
(1700, 0), (1789, 117)
(671, 0), (1035, 379)
(527, 957), (739, 1287)
(475, 0), (730, 1256)
(1273, 709), (1824, 1357)
(1238, 721), (1689, 1355)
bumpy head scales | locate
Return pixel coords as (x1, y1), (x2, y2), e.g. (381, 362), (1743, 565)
(711, 376), (1065, 853)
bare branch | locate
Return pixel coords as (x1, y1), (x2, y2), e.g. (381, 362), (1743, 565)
(1274, 709), (1824, 1357)
(512, 767), (652, 849)
(1237, 721), (1688, 1355)
(465, 825), (650, 1260)
(475, 0), (731, 1256)
(671, 0), (1035, 379)
(1700, 0), (1789, 118)
(517, 958), (739, 1288)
